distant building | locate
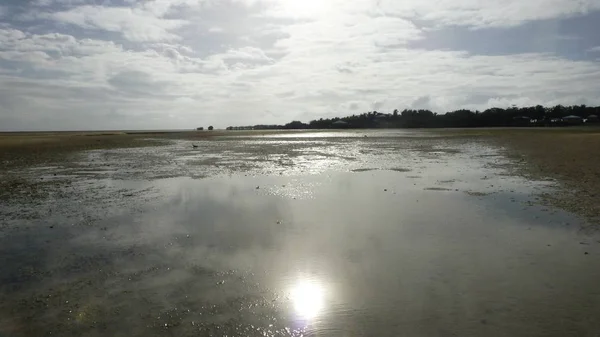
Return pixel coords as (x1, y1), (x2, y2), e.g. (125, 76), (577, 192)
(332, 120), (349, 128)
(196, 127), (204, 131)
(585, 115), (598, 123)
(562, 115), (583, 125)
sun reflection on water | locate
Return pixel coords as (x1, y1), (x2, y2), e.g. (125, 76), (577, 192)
(290, 279), (325, 320)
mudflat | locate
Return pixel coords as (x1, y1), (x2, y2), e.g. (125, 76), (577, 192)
(3, 128), (600, 223)
(1, 129), (599, 337)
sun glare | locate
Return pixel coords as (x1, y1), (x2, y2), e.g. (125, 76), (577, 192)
(290, 279), (325, 319)
(276, 0), (330, 18)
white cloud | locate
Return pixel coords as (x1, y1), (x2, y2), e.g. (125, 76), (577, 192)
(0, 50), (52, 64)
(262, 0), (600, 29)
(45, 5), (187, 42)
(208, 27), (224, 33)
(216, 46), (274, 64)
(1, 32), (122, 57)
(0, 28), (27, 41)
(4, 23), (600, 129)
(2, 0), (600, 130)
(139, 0), (209, 16)
(588, 46), (600, 53)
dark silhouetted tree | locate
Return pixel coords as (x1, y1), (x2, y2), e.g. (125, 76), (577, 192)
(284, 121), (308, 129)
(208, 126), (214, 130)
(229, 104), (600, 130)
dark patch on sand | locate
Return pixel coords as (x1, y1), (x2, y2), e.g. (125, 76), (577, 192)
(351, 168), (378, 173)
(388, 168), (411, 172)
(352, 167), (410, 173)
(437, 179), (457, 184)
(465, 191), (492, 197)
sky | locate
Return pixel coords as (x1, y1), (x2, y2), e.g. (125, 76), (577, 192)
(1, 0), (600, 130)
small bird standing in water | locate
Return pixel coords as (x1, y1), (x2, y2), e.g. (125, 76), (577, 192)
(192, 144), (198, 148)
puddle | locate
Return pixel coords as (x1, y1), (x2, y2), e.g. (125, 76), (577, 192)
(1, 131), (600, 336)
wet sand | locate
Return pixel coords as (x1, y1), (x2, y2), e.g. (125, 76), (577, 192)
(1, 129), (600, 336)
(435, 127), (600, 225)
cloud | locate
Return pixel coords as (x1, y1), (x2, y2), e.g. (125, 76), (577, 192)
(588, 46), (600, 52)
(216, 46), (274, 64)
(44, 5), (187, 42)
(1, 31), (122, 58)
(208, 26), (224, 33)
(378, 0), (600, 29)
(0, 28), (27, 43)
(33, 0), (90, 6)
(259, 0), (600, 29)
(1, 0), (600, 130)
(107, 70), (171, 96)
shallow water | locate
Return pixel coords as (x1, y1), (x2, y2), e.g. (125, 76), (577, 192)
(1, 130), (600, 336)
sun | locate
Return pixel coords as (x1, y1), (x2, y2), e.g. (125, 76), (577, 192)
(290, 279), (325, 319)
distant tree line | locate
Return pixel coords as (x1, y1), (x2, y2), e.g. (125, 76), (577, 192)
(226, 105), (600, 130)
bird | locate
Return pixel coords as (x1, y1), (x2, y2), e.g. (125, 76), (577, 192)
(192, 144), (198, 148)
